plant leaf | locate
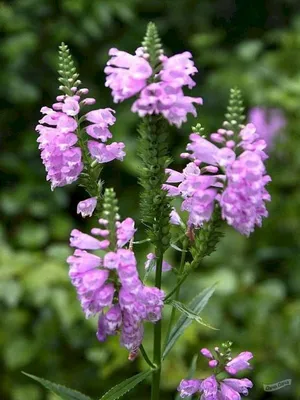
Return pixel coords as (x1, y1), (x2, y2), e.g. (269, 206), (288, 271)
(163, 285), (216, 359)
(143, 258), (156, 283)
(170, 243), (188, 252)
(22, 372), (93, 400)
(99, 370), (152, 400)
(167, 300), (217, 330)
(175, 354), (199, 400)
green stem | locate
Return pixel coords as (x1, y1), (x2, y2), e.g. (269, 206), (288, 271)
(140, 344), (156, 369)
(151, 252), (163, 400)
(164, 240), (188, 345)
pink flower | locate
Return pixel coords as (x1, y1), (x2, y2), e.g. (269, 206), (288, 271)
(222, 379), (253, 396)
(132, 82), (203, 127)
(159, 51), (198, 89)
(177, 379), (202, 398)
(186, 134), (220, 165)
(70, 229), (109, 250)
(178, 347), (253, 399)
(85, 108), (116, 126)
(165, 123), (271, 235)
(85, 125), (112, 141)
(201, 348), (213, 359)
(105, 48), (152, 103)
(67, 217), (165, 355)
(37, 89), (125, 190)
(201, 375), (218, 397)
(249, 107), (286, 149)
(116, 218), (136, 247)
(62, 97), (80, 116)
(170, 208), (182, 225)
(220, 151), (271, 236)
(77, 197), (97, 218)
(88, 141), (125, 163)
(36, 105), (83, 189)
(105, 47), (202, 127)
(225, 352), (253, 375)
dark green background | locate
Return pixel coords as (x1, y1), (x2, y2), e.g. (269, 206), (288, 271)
(1, 1), (300, 399)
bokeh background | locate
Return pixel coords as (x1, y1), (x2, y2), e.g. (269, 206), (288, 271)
(1, 1), (300, 399)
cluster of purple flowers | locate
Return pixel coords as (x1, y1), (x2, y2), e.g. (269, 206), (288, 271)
(249, 107), (286, 150)
(36, 87), (125, 190)
(178, 347), (253, 399)
(67, 217), (165, 358)
(164, 123), (271, 236)
(105, 48), (202, 127)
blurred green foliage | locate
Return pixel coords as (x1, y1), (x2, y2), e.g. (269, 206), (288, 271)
(1, 0), (300, 399)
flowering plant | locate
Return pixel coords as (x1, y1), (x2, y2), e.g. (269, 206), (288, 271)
(24, 23), (271, 400)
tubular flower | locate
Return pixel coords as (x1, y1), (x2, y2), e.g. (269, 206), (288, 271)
(67, 217), (165, 357)
(77, 197), (98, 218)
(105, 47), (152, 103)
(177, 346), (253, 399)
(36, 88), (125, 190)
(105, 48), (202, 127)
(164, 123), (271, 236)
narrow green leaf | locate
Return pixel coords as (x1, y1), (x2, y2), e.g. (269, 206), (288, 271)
(170, 243), (188, 252)
(168, 300), (217, 330)
(99, 370), (152, 400)
(22, 372), (93, 400)
(175, 354), (198, 400)
(163, 285), (216, 359)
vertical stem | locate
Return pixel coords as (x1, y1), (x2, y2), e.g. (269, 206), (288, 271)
(151, 252), (163, 400)
(164, 240), (188, 346)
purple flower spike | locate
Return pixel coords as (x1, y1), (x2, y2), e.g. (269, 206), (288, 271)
(37, 86), (125, 190)
(36, 108), (83, 189)
(164, 121), (271, 235)
(177, 379), (202, 398)
(67, 215), (165, 356)
(177, 347), (253, 400)
(220, 152), (270, 236)
(225, 352), (253, 375)
(105, 46), (202, 127)
(77, 197), (97, 218)
(249, 107), (286, 149)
